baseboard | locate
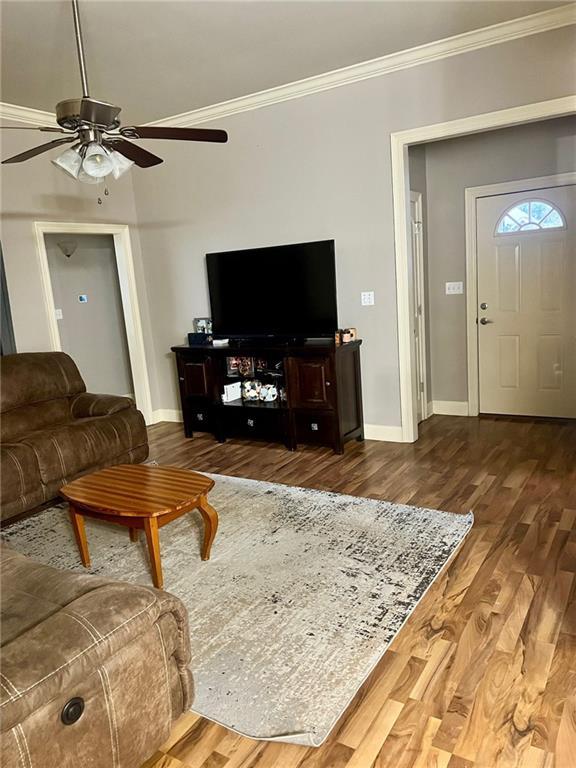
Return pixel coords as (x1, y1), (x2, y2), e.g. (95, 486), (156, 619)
(147, 413), (405, 442)
(149, 409), (183, 425)
(364, 424), (405, 442)
(431, 400), (469, 417)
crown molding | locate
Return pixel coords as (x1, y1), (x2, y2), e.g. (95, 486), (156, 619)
(146, 4), (576, 127)
(0, 102), (57, 126)
(1, 4), (574, 129)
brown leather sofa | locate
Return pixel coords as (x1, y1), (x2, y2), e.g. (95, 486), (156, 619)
(1, 543), (193, 768)
(1, 352), (149, 522)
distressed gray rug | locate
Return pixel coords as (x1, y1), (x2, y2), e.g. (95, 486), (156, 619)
(2, 474), (473, 747)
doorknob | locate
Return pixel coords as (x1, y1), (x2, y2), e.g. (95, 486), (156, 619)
(479, 317), (493, 325)
(480, 302), (488, 310)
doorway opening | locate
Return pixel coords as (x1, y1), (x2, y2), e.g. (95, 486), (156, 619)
(34, 222), (152, 423)
(44, 233), (134, 398)
(392, 96), (575, 442)
(404, 115), (576, 432)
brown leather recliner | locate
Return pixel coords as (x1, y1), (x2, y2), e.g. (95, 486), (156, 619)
(1, 544), (193, 768)
(1, 352), (149, 522)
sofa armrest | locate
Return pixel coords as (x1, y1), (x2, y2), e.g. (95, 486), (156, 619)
(71, 392), (134, 418)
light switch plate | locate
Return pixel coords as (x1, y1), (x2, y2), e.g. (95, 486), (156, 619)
(361, 291), (375, 306)
(445, 281), (464, 295)
(55, 308), (63, 320)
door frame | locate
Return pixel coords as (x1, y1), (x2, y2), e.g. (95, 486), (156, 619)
(391, 95), (576, 442)
(34, 221), (153, 424)
(464, 171), (576, 416)
(410, 191), (429, 422)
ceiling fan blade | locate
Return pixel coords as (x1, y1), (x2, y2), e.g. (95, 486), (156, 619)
(0, 126), (68, 133)
(105, 138), (163, 168)
(120, 126), (228, 143)
(1, 136), (76, 164)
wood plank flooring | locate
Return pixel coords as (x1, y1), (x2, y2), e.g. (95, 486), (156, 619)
(142, 415), (576, 768)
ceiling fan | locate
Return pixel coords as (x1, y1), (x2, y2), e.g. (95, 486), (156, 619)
(1, 0), (228, 183)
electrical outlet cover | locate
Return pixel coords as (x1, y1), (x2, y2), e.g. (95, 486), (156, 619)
(361, 291), (375, 306)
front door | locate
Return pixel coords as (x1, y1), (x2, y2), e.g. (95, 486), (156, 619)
(476, 184), (575, 418)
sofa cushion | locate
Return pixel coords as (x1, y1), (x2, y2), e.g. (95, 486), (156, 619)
(0, 443), (43, 505)
(0, 352), (85, 414)
(18, 408), (147, 485)
(0, 398), (72, 443)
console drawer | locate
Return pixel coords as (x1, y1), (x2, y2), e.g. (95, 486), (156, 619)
(294, 411), (335, 446)
(221, 407), (283, 441)
(188, 405), (211, 431)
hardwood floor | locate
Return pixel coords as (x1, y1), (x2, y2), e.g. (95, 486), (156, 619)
(142, 415), (576, 768)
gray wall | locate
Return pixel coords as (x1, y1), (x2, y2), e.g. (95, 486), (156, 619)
(45, 233), (134, 396)
(0, 127), (160, 409)
(424, 115), (576, 404)
(130, 27), (576, 427)
(1, 27), (575, 426)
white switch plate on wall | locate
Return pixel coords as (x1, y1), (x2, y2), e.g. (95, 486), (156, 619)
(445, 281), (464, 295)
(361, 291), (375, 306)
(55, 308), (63, 320)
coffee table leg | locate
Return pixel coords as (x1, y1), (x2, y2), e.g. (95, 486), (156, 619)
(69, 504), (91, 568)
(129, 528), (139, 542)
(144, 518), (163, 589)
(197, 494), (219, 561)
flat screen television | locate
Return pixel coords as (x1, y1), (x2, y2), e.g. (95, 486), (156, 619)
(207, 240), (337, 339)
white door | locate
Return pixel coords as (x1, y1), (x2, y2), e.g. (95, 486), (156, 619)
(476, 185), (575, 418)
(410, 192), (428, 422)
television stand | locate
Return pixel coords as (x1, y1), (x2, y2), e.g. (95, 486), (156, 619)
(171, 338), (363, 454)
(225, 336), (306, 348)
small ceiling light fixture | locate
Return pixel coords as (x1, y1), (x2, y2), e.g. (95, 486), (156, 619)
(1, 0), (228, 182)
(57, 239), (78, 258)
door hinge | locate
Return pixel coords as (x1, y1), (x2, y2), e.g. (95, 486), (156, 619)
(412, 221), (423, 234)
(419, 381), (425, 393)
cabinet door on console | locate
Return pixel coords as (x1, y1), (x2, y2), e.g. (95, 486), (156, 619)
(178, 358), (211, 398)
(287, 356), (335, 409)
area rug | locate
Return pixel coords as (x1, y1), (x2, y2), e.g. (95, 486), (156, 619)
(2, 475), (473, 747)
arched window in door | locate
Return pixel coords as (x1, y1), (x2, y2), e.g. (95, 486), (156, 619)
(496, 199), (566, 234)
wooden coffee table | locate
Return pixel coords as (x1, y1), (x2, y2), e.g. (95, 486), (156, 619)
(60, 464), (219, 589)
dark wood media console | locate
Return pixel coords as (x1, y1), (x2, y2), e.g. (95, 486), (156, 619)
(171, 339), (364, 454)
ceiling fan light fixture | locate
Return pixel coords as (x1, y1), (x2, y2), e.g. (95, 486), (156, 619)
(109, 150), (134, 180)
(52, 147), (82, 178)
(77, 167), (103, 184)
(81, 142), (114, 178)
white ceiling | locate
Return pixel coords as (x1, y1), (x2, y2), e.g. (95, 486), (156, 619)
(0, 1), (568, 124)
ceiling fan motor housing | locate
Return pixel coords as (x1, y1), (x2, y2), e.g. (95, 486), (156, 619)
(56, 98), (121, 131)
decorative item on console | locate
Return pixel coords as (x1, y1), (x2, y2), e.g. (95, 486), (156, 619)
(188, 332), (213, 346)
(222, 381), (242, 403)
(335, 327), (357, 344)
(242, 380), (262, 400)
(238, 357), (255, 377)
(259, 383), (278, 402)
(193, 317), (213, 334)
